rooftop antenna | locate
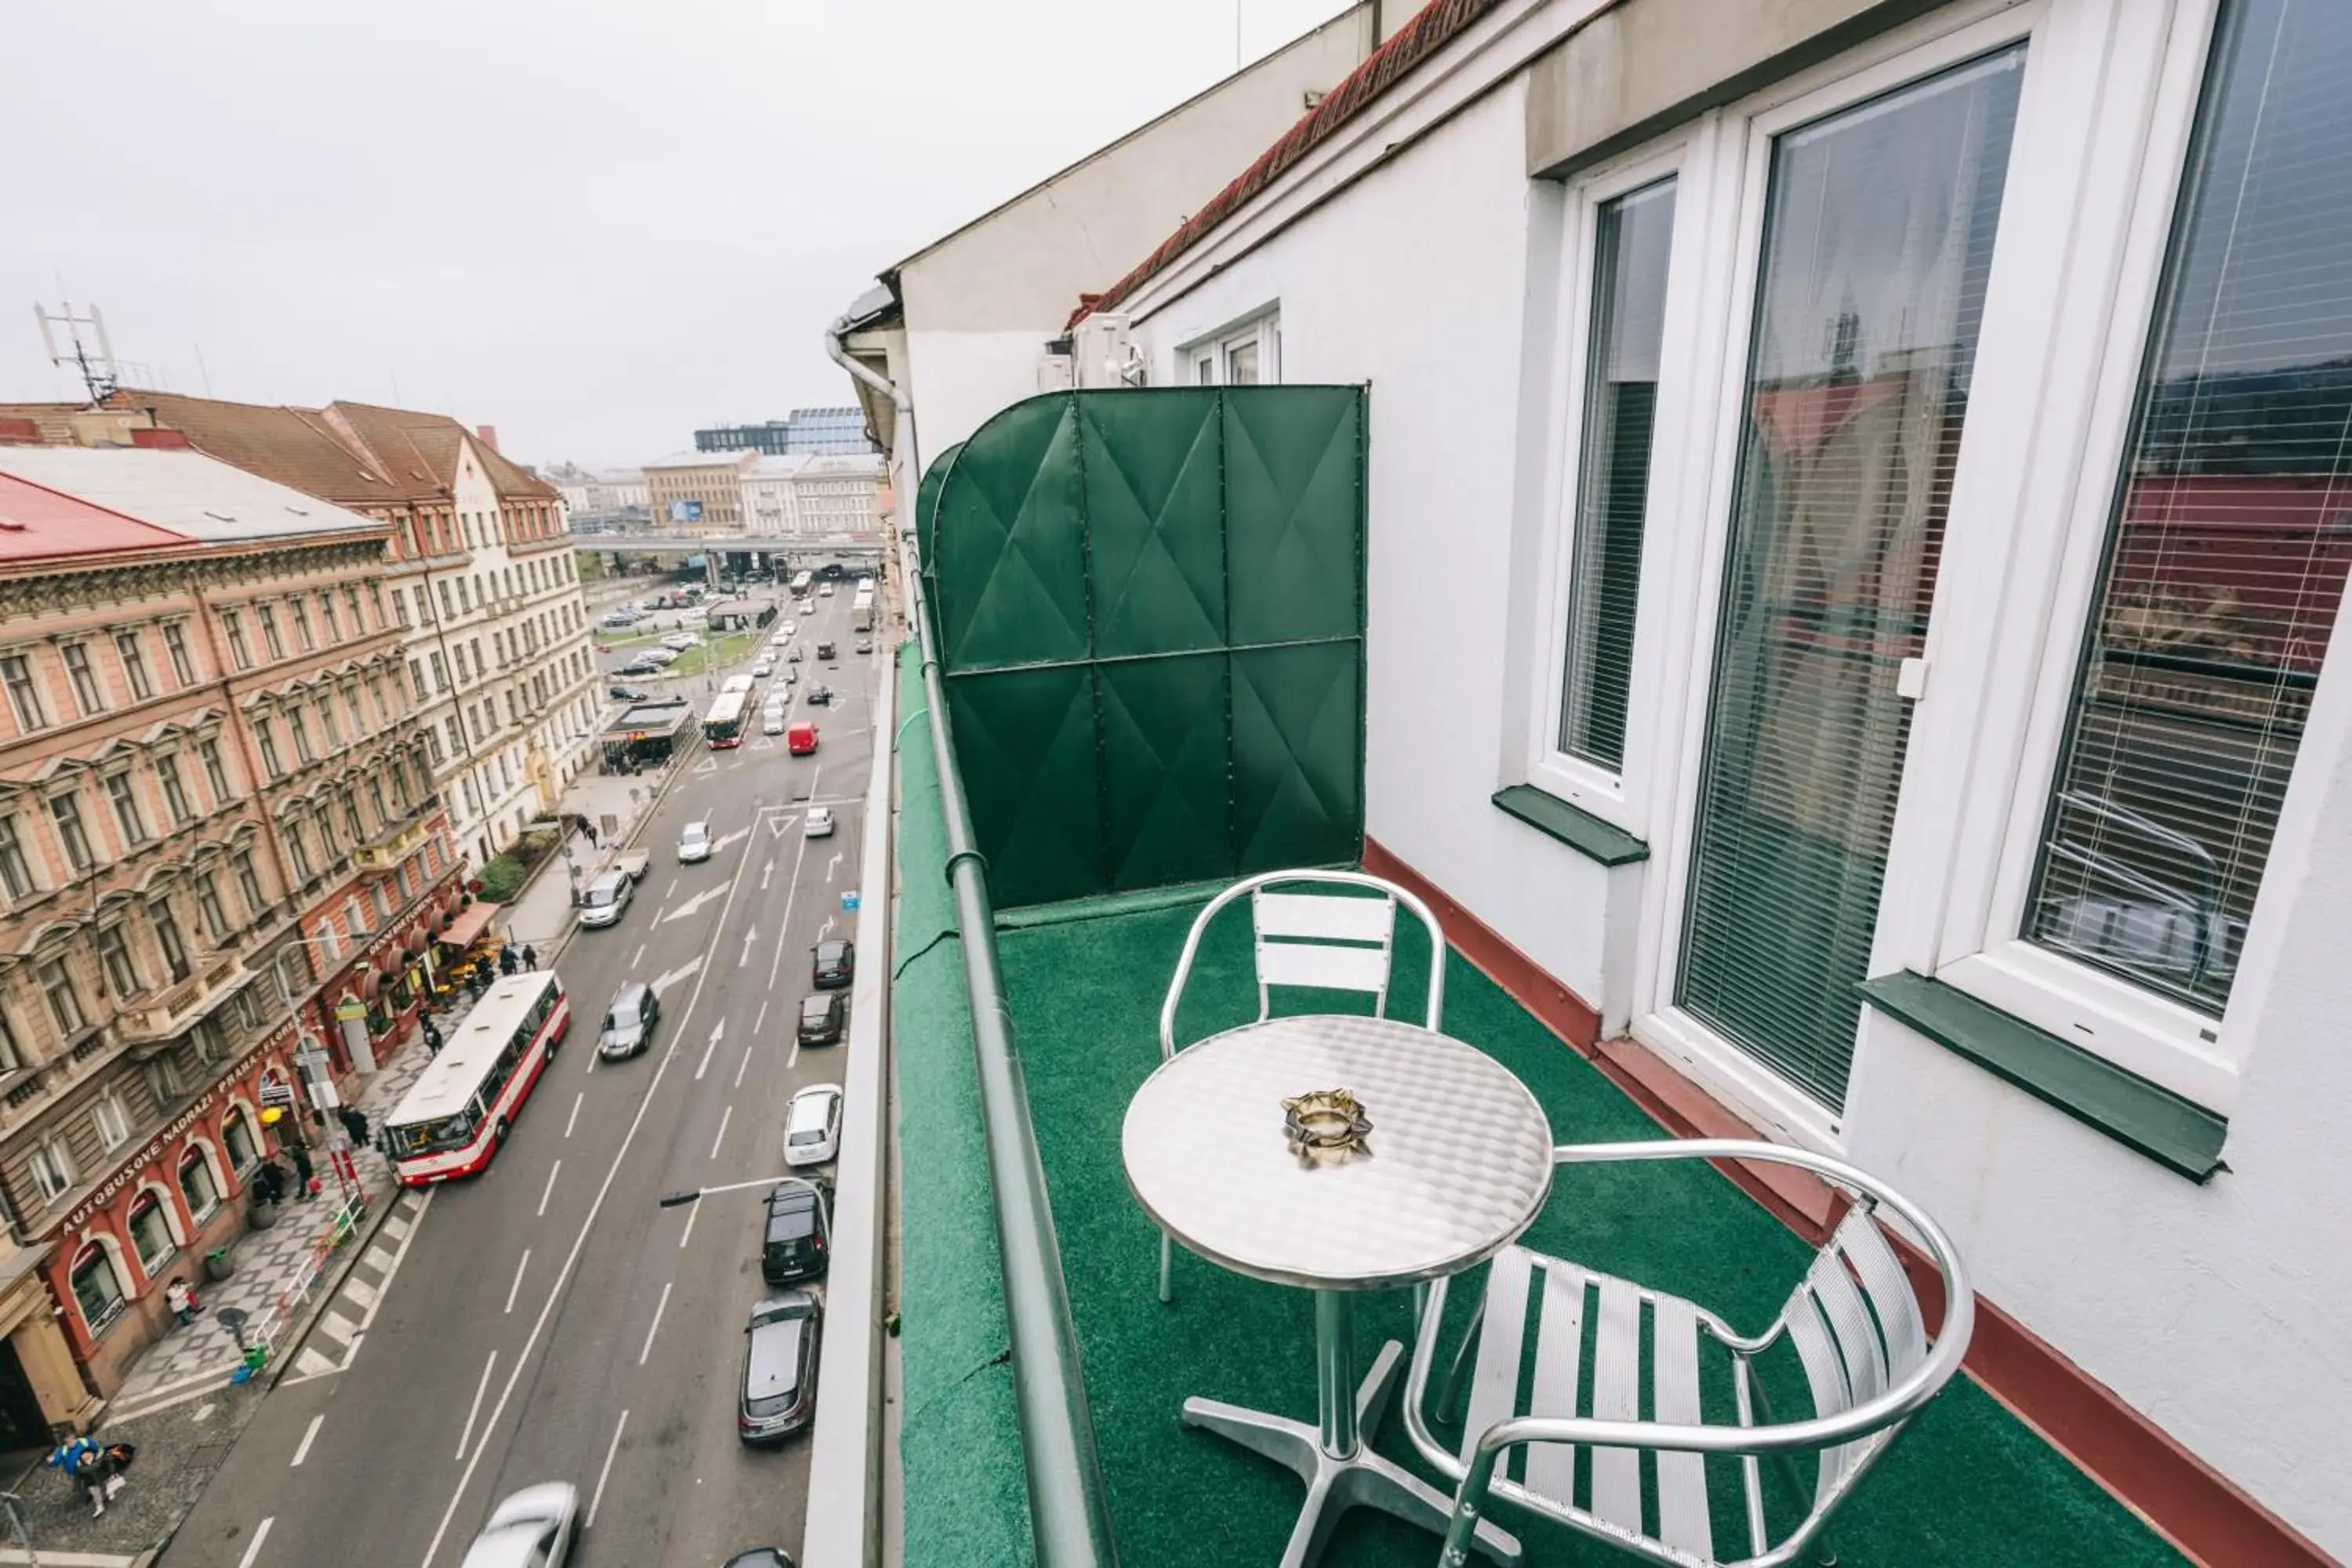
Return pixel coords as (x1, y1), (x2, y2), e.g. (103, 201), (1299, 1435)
(33, 300), (119, 404)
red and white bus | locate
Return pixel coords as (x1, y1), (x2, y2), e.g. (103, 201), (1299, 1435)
(385, 972), (570, 1185)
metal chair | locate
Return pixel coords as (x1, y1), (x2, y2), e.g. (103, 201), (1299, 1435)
(1153, 868), (1446, 1303)
(1401, 1140), (1973, 1568)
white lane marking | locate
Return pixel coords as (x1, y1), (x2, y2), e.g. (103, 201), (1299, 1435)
(537, 1161), (561, 1218)
(289, 1347), (337, 1381)
(695, 1018), (724, 1080)
(662, 886), (727, 924)
(709, 1105), (732, 1161)
(291, 1414), (324, 1468)
(739, 924), (757, 967)
(764, 785), (820, 992)
(316, 1310), (360, 1347)
(754, 997), (768, 1032)
(343, 1278), (379, 1312)
(456, 1352), (496, 1461)
(358, 1188), (431, 1334)
(666, 877), (677, 898)
(237, 1518), (274, 1568)
(677, 1191), (700, 1250)
(419, 805), (768, 1568)
(587, 1410), (628, 1530)
(735, 1045), (753, 1089)
(826, 851), (842, 882)
(505, 1250), (530, 1314)
(632, 942), (645, 967)
(760, 858), (774, 890)
(713, 827), (751, 854)
(818, 913), (836, 940)
(637, 1283), (672, 1367)
(564, 1092), (583, 1138)
(787, 1038), (800, 1069)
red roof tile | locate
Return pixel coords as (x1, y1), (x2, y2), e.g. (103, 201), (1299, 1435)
(1073, 0), (1502, 328)
(0, 470), (192, 562)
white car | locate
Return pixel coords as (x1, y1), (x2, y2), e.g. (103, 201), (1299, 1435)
(660, 632), (702, 652)
(804, 807), (834, 839)
(818, 584), (834, 597)
(643, 647), (681, 667)
(796, 600), (814, 615)
(762, 705), (788, 737)
(577, 869), (633, 928)
(459, 1482), (578, 1568)
(677, 821), (713, 862)
(780, 621), (797, 638)
(751, 659), (775, 679)
(783, 1084), (844, 1168)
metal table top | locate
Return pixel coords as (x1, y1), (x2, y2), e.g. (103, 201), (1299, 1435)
(1123, 1014), (1555, 1290)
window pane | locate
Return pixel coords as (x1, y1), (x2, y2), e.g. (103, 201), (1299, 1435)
(2027, 0), (2352, 1013)
(1679, 49), (2025, 1109)
(1560, 178), (1677, 769)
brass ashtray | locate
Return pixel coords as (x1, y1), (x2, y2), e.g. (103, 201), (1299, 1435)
(1283, 1088), (1372, 1160)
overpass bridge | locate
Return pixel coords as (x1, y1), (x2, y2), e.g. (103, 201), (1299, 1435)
(570, 528), (886, 559)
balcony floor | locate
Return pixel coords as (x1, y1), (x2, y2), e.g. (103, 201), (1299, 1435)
(891, 655), (2184, 1567)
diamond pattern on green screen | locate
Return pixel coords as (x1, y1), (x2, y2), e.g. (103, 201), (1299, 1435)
(1098, 655), (1232, 890)
(946, 666), (1103, 909)
(915, 439), (963, 571)
(923, 387), (1366, 906)
(1082, 394), (1225, 659)
(1226, 387), (1363, 646)
(935, 397), (1087, 672)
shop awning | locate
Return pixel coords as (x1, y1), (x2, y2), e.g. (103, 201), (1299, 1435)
(438, 901), (500, 949)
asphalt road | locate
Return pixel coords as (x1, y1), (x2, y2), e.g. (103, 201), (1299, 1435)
(163, 582), (882, 1568)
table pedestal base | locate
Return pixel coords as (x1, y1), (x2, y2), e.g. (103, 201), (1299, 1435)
(1182, 1339), (1523, 1568)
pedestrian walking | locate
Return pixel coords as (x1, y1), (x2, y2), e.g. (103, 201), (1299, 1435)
(165, 1276), (202, 1327)
(254, 1157), (286, 1205)
(339, 1105), (371, 1146)
(521, 944), (539, 972)
(499, 946), (519, 978)
(421, 1014), (443, 1056)
(288, 1140), (315, 1201)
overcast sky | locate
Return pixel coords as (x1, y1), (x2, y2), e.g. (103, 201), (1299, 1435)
(0, 0), (1341, 470)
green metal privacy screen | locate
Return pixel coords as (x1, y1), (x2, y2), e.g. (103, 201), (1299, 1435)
(922, 387), (1367, 908)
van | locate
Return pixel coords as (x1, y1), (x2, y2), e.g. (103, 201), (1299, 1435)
(787, 722), (818, 757)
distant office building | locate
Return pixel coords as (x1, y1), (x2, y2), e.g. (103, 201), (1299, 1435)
(741, 452), (888, 537)
(644, 449), (755, 532)
(693, 408), (876, 458)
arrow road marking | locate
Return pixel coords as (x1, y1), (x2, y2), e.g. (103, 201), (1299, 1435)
(662, 886), (727, 924)
(826, 851), (842, 883)
(713, 827), (751, 855)
(739, 925), (758, 967)
(651, 956), (702, 995)
(695, 1019), (724, 1080)
(760, 858), (774, 891)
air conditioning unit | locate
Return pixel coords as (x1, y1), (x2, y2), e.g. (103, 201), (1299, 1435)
(1036, 341), (1075, 394)
(1073, 313), (1143, 389)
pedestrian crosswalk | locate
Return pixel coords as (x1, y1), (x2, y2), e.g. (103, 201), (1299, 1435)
(282, 1186), (431, 1384)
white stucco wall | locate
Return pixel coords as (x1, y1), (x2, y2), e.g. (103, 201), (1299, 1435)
(1112, 34), (2352, 1556)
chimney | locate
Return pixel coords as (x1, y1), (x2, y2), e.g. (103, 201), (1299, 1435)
(129, 427), (193, 449)
(477, 424), (499, 452)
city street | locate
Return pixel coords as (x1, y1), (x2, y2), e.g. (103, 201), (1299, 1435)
(160, 579), (882, 1568)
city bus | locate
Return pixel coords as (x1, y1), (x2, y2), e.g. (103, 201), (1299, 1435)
(789, 570), (814, 598)
(704, 688), (750, 749)
(385, 973), (570, 1185)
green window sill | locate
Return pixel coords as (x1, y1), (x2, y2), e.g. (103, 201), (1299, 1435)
(1491, 785), (1648, 868)
(1858, 970), (2227, 1182)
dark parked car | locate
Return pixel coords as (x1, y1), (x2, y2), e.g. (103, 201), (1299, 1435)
(761, 1178), (831, 1285)
(816, 641), (837, 660)
(797, 991), (844, 1047)
(812, 938), (854, 989)
(597, 982), (660, 1060)
(608, 684), (648, 702)
(807, 684), (833, 706)
(787, 646), (804, 662)
(739, 1291), (821, 1443)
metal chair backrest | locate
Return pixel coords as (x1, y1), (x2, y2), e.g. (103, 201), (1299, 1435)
(1779, 1202), (1931, 1504)
(1159, 869), (1445, 1057)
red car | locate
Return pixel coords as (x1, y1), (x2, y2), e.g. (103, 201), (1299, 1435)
(787, 721), (818, 756)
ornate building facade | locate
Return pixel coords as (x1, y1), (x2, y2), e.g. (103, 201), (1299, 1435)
(0, 442), (460, 1408)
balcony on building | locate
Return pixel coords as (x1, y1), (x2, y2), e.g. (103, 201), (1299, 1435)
(112, 953), (252, 1056)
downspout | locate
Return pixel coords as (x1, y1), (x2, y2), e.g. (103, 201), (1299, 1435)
(825, 316), (1120, 1568)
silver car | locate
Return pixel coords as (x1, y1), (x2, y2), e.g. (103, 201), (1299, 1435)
(678, 821), (713, 862)
(577, 869), (633, 928)
(459, 1482), (577, 1568)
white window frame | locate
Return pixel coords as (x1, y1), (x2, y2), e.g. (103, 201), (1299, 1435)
(1920, 0), (2276, 1114)
(30, 1139), (73, 1203)
(1183, 306), (1282, 386)
(1613, 0), (2071, 1149)
(1522, 142), (1704, 836)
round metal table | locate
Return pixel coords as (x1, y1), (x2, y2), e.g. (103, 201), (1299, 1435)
(1124, 1014), (1553, 1566)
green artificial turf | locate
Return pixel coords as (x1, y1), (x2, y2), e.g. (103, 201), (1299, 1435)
(892, 633), (2185, 1565)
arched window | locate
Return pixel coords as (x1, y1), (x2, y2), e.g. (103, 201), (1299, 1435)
(223, 1109), (261, 1174)
(126, 1190), (177, 1273)
(70, 1243), (125, 1334)
(177, 1145), (220, 1221)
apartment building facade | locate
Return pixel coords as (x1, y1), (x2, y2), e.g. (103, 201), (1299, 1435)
(42, 392), (602, 874)
(0, 444), (460, 1404)
(644, 448), (755, 533)
(740, 452), (887, 538)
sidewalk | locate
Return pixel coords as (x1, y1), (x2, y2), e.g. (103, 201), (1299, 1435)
(493, 762), (686, 954)
(2, 1018), (451, 1563)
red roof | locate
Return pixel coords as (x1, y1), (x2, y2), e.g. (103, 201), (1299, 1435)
(1073, 0), (1503, 328)
(0, 470), (192, 562)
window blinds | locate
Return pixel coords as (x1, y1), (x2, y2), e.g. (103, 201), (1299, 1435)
(1679, 50), (2025, 1110)
(2028, 0), (2352, 1015)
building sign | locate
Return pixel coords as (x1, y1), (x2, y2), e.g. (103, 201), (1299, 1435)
(668, 499), (704, 523)
(63, 1047), (283, 1231)
(259, 1069), (296, 1109)
(334, 998), (368, 1024)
